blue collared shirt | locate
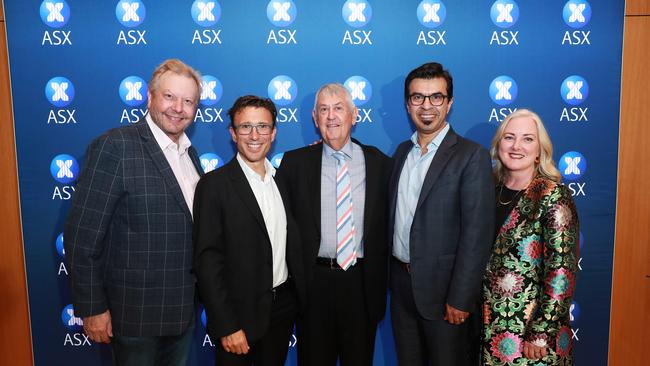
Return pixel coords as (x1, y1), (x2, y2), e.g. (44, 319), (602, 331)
(393, 124), (450, 262)
(319, 140), (366, 258)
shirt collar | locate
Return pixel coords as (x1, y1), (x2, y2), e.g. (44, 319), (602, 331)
(146, 113), (192, 153)
(237, 153), (275, 183)
(410, 123), (450, 150)
(323, 139), (354, 160)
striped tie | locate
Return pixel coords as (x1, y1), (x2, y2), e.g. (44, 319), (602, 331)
(333, 151), (356, 270)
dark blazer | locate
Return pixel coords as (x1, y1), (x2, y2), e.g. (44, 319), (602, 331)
(193, 158), (306, 343)
(64, 120), (202, 336)
(388, 127), (495, 320)
(275, 139), (390, 323)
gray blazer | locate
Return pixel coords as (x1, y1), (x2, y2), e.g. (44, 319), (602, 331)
(64, 120), (202, 336)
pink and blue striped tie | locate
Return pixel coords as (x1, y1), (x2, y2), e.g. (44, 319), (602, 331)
(334, 151), (357, 270)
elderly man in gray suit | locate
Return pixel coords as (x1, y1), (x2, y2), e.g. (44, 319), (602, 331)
(64, 59), (203, 366)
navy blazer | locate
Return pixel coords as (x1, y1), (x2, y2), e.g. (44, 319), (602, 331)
(64, 120), (202, 336)
(388, 127), (495, 319)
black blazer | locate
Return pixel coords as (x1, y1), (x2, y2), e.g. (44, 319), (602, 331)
(388, 127), (495, 320)
(276, 139), (390, 323)
(193, 158), (306, 343)
(64, 120), (202, 336)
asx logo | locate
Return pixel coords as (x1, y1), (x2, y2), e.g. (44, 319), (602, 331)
(56, 233), (65, 258)
(45, 77), (75, 108)
(490, 0), (519, 28)
(417, 0), (446, 28)
(50, 154), (79, 184)
(344, 76), (372, 107)
(267, 75), (298, 106)
(116, 0), (146, 27)
(267, 1), (297, 27)
(119, 76), (147, 107)
(61, 304), (83, 330)
(342, 0), (372, 28)
(561, 75), (589, 105)
(40, 0), (70, 28)
(558, 151), (586, 181)
(563, 0), (591, 29)
(489, 76), (517, 106)
(199, 153), (224, 173)
(271, 153), (284, 169)
(200, 75), (223, 106)
(192, 1), (221, 27)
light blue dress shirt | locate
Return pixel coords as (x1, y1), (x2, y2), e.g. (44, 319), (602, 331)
(319, 140), (366, 259)
(393, 124), (450, 263)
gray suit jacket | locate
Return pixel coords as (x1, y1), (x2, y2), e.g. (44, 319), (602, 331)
(64, 120), (202, 336)
(388, 127), (495, 320)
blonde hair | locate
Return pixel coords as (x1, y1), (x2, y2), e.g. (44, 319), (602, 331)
(148, 59), (202, 102)
(490, 109), (561, 183)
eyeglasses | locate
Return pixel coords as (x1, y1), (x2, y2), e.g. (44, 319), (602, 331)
(234, 123), (274, 135)
(408, 93), (448, 106)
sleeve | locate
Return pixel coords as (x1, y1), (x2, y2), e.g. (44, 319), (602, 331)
(525, 184), (579, 347)
(63, 134), (123, 317)
(447, 147), (496, 311)
(192, 175), (240, 339)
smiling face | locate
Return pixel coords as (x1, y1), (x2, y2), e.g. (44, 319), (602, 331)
(313, 90), (358, 151)
(498, 116), (540, 178)
(229, 106), (276, 170)
(406, 77), (453, 145)
(147, 72), (199, 143)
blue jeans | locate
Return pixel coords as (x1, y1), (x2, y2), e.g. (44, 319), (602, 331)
(111, 320), (195, 366)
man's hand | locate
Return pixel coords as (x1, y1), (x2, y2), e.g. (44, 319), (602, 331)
(83, 310), (113, 343)
(443, 303), (469, 325)
(523, 341), (548, 360)
(221, 329), (250, 355)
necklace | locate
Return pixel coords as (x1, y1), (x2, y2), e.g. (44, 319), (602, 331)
(497, 184), (522, 206)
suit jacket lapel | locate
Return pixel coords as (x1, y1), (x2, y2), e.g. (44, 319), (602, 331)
(137, 121), (193, 220)
(415, 127), (458, 211)
(389, 142), (410, 226)
(226, 158), (269, 238)
(355, 139), (375, 235)
(188, 146), (204, 177)
(309, 144), (323, 234)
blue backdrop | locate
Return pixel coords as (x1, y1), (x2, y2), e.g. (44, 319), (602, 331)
(4, 0), (622, 365)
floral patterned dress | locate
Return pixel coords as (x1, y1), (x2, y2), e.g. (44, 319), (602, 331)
(483, 177), (579, 366)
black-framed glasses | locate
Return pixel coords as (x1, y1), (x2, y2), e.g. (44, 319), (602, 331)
(234, 123), (274, 135)
(408, 93), (448, 106)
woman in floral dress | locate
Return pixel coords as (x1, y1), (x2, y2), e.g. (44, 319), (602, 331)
(482, 109), (579, 366)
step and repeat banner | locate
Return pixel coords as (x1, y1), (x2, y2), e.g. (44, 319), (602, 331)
(4, 1), (622, 365)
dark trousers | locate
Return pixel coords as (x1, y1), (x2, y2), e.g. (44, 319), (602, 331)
(298, 262), (376, 366)
(111, 319), (195, 366)
(215, 282), (298, 366)
(390, 257), (478, 366)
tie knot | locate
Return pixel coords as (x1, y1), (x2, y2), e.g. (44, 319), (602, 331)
(332, 151), (348, 164)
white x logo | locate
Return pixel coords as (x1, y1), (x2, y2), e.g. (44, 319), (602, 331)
(66, 308), (83, 326)
(495, 81), (512, 101)
(51, 82), (69, 102)
(125, 82), (143, 101)
(568, 3), (586, 23)
(273, 81), (292, 100)
(566, 81), (583, 100)
(122, 2), (140, 22)
(45, 2), (65, 22)
(56, 159), (74, 178)
(201, 81), (217, 100)
(272, 2), (292, 22)
(201, 158), (219, 173)
(423, 4), (441, 23)
(348, 81), (366, 101)
(348, 3), (366, 22)
(197, 2), (215, 22)
(564, 156), (581, 175)
(496, 3), (514, 23)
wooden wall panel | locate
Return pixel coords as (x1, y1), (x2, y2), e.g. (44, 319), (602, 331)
(626, 0), (650, 16)
(0, 0), (34, 364)
(609, 10), (650, 366)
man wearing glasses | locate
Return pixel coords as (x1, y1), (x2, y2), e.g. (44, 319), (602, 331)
(194, 95), (305, 366)
(388, 62), (495, 365)
(276, 83), (389, 365)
